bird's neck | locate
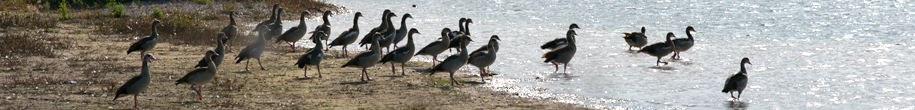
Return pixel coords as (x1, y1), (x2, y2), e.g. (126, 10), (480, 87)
(739, 63), (747, 74)
(141, 58), (150, 76)
(686, 30), (694, 40)
(352, 17), (360, 29)
(229, 15), (237, 26)
(150, 25), (159, 37)
(371, 39), (381, 53)
(216, 39), (225, 52)
(459, 22), (466, 33)
(298, 15), (307, 27)
(406, 34), (414, 47)
(379, 14), (388, 27)
(206, 56), (217, 71)
(322, 15), (330, 25)
(463, 23), (471, 35)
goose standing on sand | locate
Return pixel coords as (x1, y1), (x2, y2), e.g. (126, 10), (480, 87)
(542, 30), (577, 73)
(359, 10), (395, 49)
(671, 26), (696, 59)
(310, 11), (333, 45)
(722, 57), (751, 100)
(194, 33), (227, 68)
(448, 18), (473, 52)
(430, 37), (472, 87)
(468, 37), (498, 83)
(391, 13), (414, 48)
(236, 30), (268, 71)
(415, 28), (453, 67)
(376, 12), (399, 52)
(327, 12), (363, 57)
(540, 23), (580, 50)
(112, 54), (156, 109)
(342, 33), (384, 81)
(254, 4), (279, 37)
(264, 8), (285, 40)
(275, 11), (311, 52)
(380, 28), (420, 75)
(176, 50), (219, 100)
(295, 31), (326, 78)
(471, 35), (501, 54)
(623, 27), (648, 50)
(221, 11), (238, 52)
(638, 32), (677, 66)
(126, 20), (164, 58)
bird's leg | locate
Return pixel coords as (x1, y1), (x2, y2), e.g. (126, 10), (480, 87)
(401, 63), (406, 75)
(245, 60), (251, 71)
(303, 66), (309, 78)
(365, 68), (373, 81)
(670, 52), (678, 59)
(552, 62), (559, 73)
(737, 91), (742, 100)
(342, 46), (349, 57)
(194, 86), (203, 100)
(391, 62), (396, 75)
(563, 64), (568, 73)
(730, 92), (737, 99)
(629, 46), (633, 51)
(450, 72), (456, 87)
(287, 41), (296, 52)
(256, 58), (267, 70)
(360, 68), (366, 81)
(480, 68), (486, 83)
(134, 95), (141, 109)
(317, 65), (322, 78)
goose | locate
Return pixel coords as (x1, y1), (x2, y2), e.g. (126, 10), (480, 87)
(638, 32), (677, 66)
(275, 11), (311, 52)
(391, 13), (414, 48)
(359, 10), (395, 49)
(449, 18), (467, 37)
(671, 26), (696, 59)
(126, 20), (163, 58)
(540, 23), (580, 50)
(264, 8), (285, 41)
(377, 12), (399, 52)
(112, 54), (156, 109)
(447, 18), (473, 52)
(236, 30), (268, 71)
(430, 37), (472, 87)
(221, 11), (238, 52)
(342, 33), (384, 81)
(471, 35), (500, 54)
(295, 31), (326, 78)
(623, 27), (648, 50)
(415, 28), (453, 67)
(176, 50), (219, 100)
(542, 30), (577, 73)
(310, 11), (333, 45)
(253, 4), (279, 37)
(468, 38), (498, 83)
(194, 33), (227, 68)
(380, 28), (420, 75)
(722, 57), (751, 100)
(327, 12), (363, 57)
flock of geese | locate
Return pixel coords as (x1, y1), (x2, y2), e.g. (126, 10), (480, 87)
(111, 4), (752, 108)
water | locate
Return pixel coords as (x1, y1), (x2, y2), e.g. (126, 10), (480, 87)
(275, 0), (915, 109)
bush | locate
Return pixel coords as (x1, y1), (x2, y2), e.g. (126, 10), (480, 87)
(105, 0), (126, 18)
(151, 7), (165, 19)
(57, 1), (72, 20)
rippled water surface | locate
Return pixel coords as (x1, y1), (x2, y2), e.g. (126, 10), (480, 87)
(277, 0), (915, 109)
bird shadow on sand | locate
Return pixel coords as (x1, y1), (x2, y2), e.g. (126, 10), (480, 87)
(379, 75), (404, 78)
(545, 73), (577, 79)
(648, 66), (676, 70)
(171, 101), (202, 104)
(231, 71), (252, 74)
(340, 81), (369, 85)
(726, 100), (749, 110)
(292, 77), (315, 80)
(412, 68), (432, 73)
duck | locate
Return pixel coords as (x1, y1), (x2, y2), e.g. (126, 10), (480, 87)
(542, 30), (577, 73)
(342, 33), (384, 81)
(112, 54), (156, 109)
(376, 12), (399, 52)
(327, 12), (363, 57)
(253, 4), (279, 37)
(638, 32), (677, 66)
(391, 13), (414, 48)
(449, 18), (467, 37)
(447, 18), (473, 52)
(310, 11), (333, 45)
(671, 26), (696, 59)
(274, 11), (311, 52)
(295, 31), (326, 78)
(468, 38), (498, 83)
(221, 11), (238, 52)
(430, 36), (472, 87)
(236, 30), (268, 71)
(539, 23), (580, 50)
(380, 28), (420, 75)
(359, 10), (396, 49)
(126, 20), (164, 58)
(623, 27), (648, 50)
(415, 28), (453, 67)
(471, 35), (500, 54)
(264, 8), (285, 41)
(176, 50), (219, 100)
(722, 57), (751, 100)
(194, 33), (227, 68)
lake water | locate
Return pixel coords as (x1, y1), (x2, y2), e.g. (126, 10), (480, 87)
(275, 0), (915, 109)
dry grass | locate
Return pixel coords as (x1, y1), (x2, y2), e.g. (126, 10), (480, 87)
(0, 11), (58, 29)
(267, 0), (331, 12)
(0, 32), (72, 69)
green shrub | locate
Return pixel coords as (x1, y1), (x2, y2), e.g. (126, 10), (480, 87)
(151, 7), (164, 19)
(57, 1), (72, 20)
(105, 0), (126, 18)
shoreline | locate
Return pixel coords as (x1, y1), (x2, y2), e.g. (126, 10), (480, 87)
(0, 1), (591, 109)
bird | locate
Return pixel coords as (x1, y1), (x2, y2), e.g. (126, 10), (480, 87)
(310, 11), (333, 45)
(471, 35), (500, 54)
(377, 13), (402, 52)
(415, 28), (453, 67)
(623, 27), (648, 51)
(236, 30), (268, 71)
(542, 30), (577, 73)
(194, 33), (227, 68)
(380, 28), (420, 75)
(638, 32), (677, 66)
(447, 18), (473, 52)
(468, 37), (498, 83)
(112, 53), (156, 109)
(176, 50), (219, 100)
(275, 11), (311, 52)
(264, 8), (285, 41)
(253, 4), (279, 37)
(295, 31), (326, 78)
(126, 20), (164, 58)
(391, 13), (414, 48)
(359, 10), (396, 49)
(221, 11), (238, 52)
(342, 33), (384, 81)
(430, 36), (472, 87)
(722, 57), (751, 100)
(540, 23), (580, 50)
(671, 26), (696, 59)
(449, 18), (467, 37)
(327, 12), (363, 57)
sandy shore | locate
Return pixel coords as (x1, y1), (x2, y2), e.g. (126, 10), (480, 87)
(0, 1), (589, 109)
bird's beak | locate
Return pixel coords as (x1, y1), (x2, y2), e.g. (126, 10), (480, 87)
(213, 53), (220, 57)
